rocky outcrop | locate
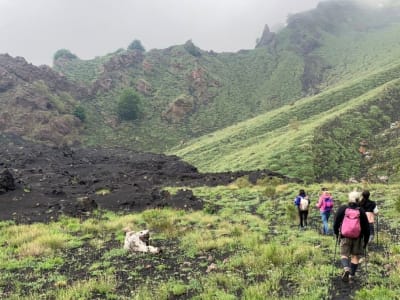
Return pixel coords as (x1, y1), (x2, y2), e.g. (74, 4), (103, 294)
(256, 25), (276, 48)
(0, 54), (88, 98)
(0, 169), (15, 194)
(136, 79), (153, 96)
(162, 95), (195, 123)
(187, 67), (220, 105)
(0, 54), (86, 146)
(102, 50), (144, 73)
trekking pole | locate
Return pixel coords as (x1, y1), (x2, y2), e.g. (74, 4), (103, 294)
(331, 237), (339, 277)
(364, 246), (368, 281)
(376, 214), (379, 246)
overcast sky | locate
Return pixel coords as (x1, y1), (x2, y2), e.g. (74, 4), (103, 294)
(0, 0), (323, 66)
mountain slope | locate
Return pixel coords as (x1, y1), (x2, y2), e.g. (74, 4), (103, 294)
(171, 62), (400, 182)
(49, 1), (400, 153)
(3, 1), (400, 182)
(0, 54), (88, 146)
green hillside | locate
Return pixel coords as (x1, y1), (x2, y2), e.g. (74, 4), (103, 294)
(51, 2), (399, 149)
(171, 62), (400, 182)
(49, 0), (400, 182)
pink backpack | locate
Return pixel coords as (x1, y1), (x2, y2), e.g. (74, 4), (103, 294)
(341, 208), (361, 238)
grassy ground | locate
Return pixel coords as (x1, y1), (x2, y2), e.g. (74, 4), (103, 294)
(0, 180), (399, 299)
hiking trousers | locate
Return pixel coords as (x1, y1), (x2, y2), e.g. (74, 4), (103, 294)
(298, 210), (308, 227)
(320, 211), (331, 234)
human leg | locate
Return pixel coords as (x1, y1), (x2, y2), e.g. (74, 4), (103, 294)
(304, 210), (308, 227)
(321, 212), (329, 234)
(298, 210), (303, 227)
(340, 238), (351, 282)
(349, 238), (363, 278)
(369, 222), (375, 243)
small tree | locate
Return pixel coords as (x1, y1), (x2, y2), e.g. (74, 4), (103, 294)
(53, 49), (78, 61)
(73, 105), (86, 122)
(117, 89), (141, 121)
(128, 39), (145, 52)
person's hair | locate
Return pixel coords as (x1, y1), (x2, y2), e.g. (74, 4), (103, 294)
(359, 190), (370, 207)
(362, 190), (370, 201)
(299, 189), (306, 197)
(348, 191), (361, 203)
(321, 187), (328, 191)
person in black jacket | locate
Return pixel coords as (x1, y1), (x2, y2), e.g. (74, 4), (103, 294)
(360, 190), (379, 243)
(294, 189), (310, 229)
(334, 191), (370, 282)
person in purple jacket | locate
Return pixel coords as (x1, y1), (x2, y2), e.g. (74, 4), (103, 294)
(316, 187), (334, 235)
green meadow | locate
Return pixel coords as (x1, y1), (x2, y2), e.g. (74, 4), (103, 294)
(1, 180), (399, 299)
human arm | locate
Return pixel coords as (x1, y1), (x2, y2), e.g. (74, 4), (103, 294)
(315, 197), (322, 209)
(333, 205), (346, 237)
(373, 202), (379, 215)
(359, 208), (371, 247)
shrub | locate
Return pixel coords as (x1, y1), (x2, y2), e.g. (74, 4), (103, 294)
(53, 49), (78, 61)
(73, 105), (86, 122)
(234, 176), (252, 188)
(128, 39), (145, 52)
(184, 40), (202, 57)
(116, 89), (141, 121)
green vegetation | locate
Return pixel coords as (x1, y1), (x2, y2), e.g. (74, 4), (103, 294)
(116, 89), (142, 121)
(128, 39), (145, 52)
(1, 182), (399, 299)
(46, 2), (400, 183)
(73, 105), (86, 122)
(171, 64), (400, 181)
(184, 40), (202, 57)
(53, 49), (78, 61)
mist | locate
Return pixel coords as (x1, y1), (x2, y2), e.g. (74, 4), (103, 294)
(0, 0), (323, 66)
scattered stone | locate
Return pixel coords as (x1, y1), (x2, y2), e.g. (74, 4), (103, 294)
(123, 228), (160, 254)
(206, 263), (217, 273)
(0, 169), (15, 193)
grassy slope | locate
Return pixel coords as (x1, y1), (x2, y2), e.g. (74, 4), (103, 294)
(171, 61), (400, 181)
(51, 3), (400, 180)
(1, 181), (399, 299)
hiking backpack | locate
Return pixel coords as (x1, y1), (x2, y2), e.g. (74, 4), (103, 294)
(324, 197), (334, 212)
(341, 208), (361, 238)
(299, 197), (309, 211)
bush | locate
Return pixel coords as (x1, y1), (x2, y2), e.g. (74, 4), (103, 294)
(116, 89), (141, 121)
(234, 176), (252, 188)
(184, 40), (202, 57)
(73, 105), (86, 122)
(128, 39), (145, 52)
(53, 49), (78, 61)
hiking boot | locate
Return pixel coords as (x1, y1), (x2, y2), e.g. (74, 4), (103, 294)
(342, 268), (350, 282)
(349, 274), (355, 283)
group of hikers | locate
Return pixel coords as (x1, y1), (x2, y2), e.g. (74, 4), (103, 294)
(293, 187), (378, 282)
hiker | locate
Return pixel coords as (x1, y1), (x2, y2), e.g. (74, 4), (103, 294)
(294, 189), (310, 229)
(360, 190), (378, 243)
(316, 188), (334, 234)
(334, 191), (370, 282)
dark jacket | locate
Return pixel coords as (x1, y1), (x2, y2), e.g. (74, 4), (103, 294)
(360, 199), (377, 213)
(333, 203), (370, 246)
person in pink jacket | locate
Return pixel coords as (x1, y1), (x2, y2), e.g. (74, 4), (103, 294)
(316, 187), (334, 234)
